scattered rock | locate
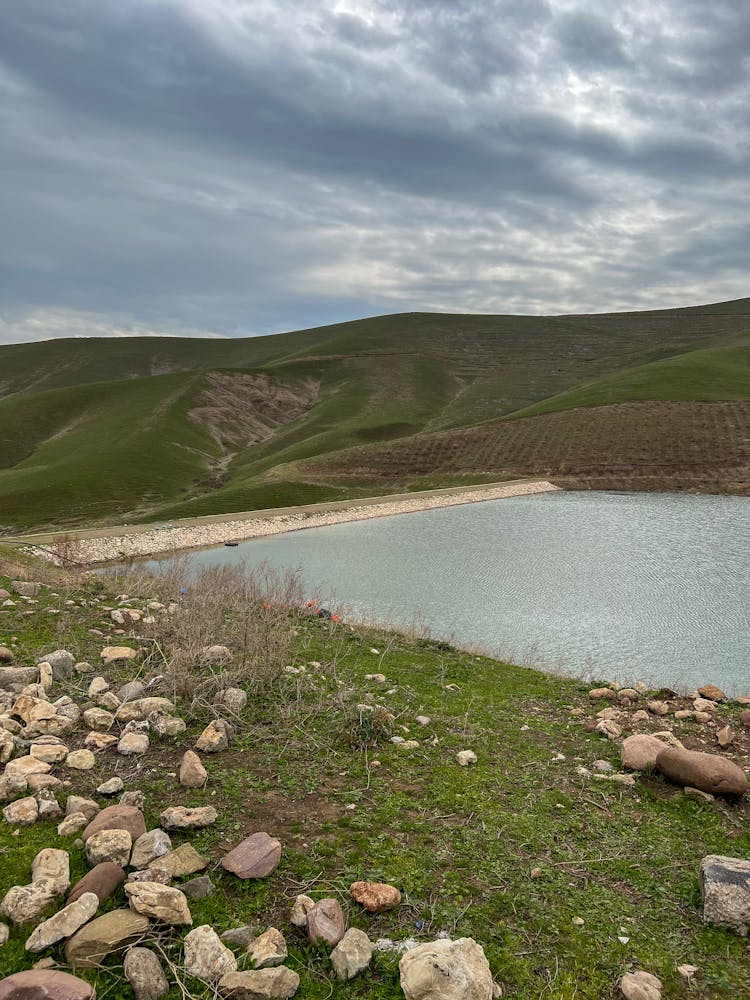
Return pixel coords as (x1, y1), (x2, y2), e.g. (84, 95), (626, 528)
(159, 805), (217, 830)
(150, 714), (186, 737)
(619, 970), (662, 1000)
(202, 645), (233, 664)
(3, 796), (39, 826)
(65, 908), (150, 969)
(0, 971), (95, 1000)
(82, 804), (146, 842)
(87, 678), (109, 698)
(693, 698), (717, 713)
(717, 725), (734, 748)
(218, 968), (300, 1000)
(588, 688), (615, 700)
(595, 719), (622, 740)
(621, 734), (667, 771)
(250, 927), (287, 968)
(57, 813), (88, 837)
(66, 796), (99, 821)
(179, 750), (208, 788)
(116, 698), (175, 723)
(85, 829), (132, 867)
(0, 647), (12, 663)
(698, 684), (726, 702)
(646, 700), (670, 716)
(195, 719), (230, 752)
(39, 650), (74, 681)
(739, 709), (750, 727)
(124, 947), (170, 1000)
(456, 750), (477, 766)
(331, 927), (373, 980)
(684, 786), (715, 804)
(83, 708), (114, 732)
(222, 925), (257, 948)
(117, 681), (147, 703)
(399, 937), (493, 1000)
(656, 747), (748, 797)
(677, 964), (698, 982)
(216, 687), (247, 715)
(131, 829), (172, 869)
(65, 750), (96, 771)
(307, 898), (345, 947)
(25, 892), (99, 953)
(222, 832), (282, 878)
(701, 855), (750, 934)
(182, 876), (214, 900)
(125, 882), (192, 925)
(183, 925), (237, 982)
(68, 862), (126, 905)
(97, 776), (124, 796)
(350, 880), (401, 913)
(100, 646), (138, 663)
(290, 895), (314, 928)
(153, 843), (208, 879)
(118, 732), (150, 756)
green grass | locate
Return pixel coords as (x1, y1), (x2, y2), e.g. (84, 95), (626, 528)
(1, 554), (749, 997)
(1, 299), (749, 531)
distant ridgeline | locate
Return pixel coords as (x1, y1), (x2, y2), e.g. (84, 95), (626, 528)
(0, 298), (748, 532)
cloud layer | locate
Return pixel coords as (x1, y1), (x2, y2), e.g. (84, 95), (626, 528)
(1, 0), (748, 343)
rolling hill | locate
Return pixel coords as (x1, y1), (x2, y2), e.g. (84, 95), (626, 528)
(0, 299), (748, 532)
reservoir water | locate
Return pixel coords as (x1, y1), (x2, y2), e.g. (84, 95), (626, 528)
(147, 491), (749, 694)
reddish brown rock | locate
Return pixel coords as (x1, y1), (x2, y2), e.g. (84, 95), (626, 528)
(307, 898), (345, 946)
(68, 862), (126, 905)
(221, 833), (281, 879)
(82, 805), (146, 843)
(0, 971), (95, 1000)
(350, 881), (401, 913)
(656, 748), (748, 797)
(698, 684), (727, 702)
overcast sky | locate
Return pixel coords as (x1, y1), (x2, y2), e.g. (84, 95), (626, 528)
(1, 0), (748, 344)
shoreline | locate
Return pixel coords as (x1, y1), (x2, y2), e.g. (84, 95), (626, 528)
(25, 479), (561, 566)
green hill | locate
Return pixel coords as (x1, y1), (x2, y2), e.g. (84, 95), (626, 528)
(1, 299), (749, 531)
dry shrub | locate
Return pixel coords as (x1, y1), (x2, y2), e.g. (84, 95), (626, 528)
(146, 558), (303, 711)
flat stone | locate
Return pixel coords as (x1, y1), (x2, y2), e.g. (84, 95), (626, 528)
(160, 805), (217, 830)
(83, 708), (114, 732)
(100, 646), (138, 663)
(68, 863), (126, 905)
(249, 927), (287, 968)
(131, 829), (172, 869)
(179, 750), (208, 788)
(685, 786), (715, 803)
(307, 899), (345, 947)
(152, 843), (207, 879)
(5, 756), (51, 780)
(30, 738), (69, 764)
(25, 892), (99, 953)
(701, 854), (750, 934)
(182, 875), (214, 900)
(85, 732), (118, 751)
(86, 829), (132, 867)
(65, 908), (150, 969)
(117, 732), (149, 755)
(96, 777), (124, 796)
(125, 882), (192, 926)
(331, 927), (373, 980)
(124, 947), (170, 1000)
(620, 970), (662, 1000)
(66, 750), (97, 771)
(0, 667), (38, 687)
(656, 747), (748, 797)
(183, 925), (237, 983)
(222, 833), (282, 878)
(82, 804), (146, 842)
(221, 924), (256, 948)
(0, 971), (94, 1000)
(218, 969), (300, 1000)
(350, 880), (401, 913)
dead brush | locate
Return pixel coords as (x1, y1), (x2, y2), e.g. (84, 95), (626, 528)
(145, 559), (304, 714)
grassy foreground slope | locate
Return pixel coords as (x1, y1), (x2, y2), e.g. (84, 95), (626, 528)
(1, 551), (750, 998)
(0, 300), (748, 531)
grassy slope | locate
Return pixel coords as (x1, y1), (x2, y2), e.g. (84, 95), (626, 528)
(1, 556), (750, 997)
(0, 300), (748, 530)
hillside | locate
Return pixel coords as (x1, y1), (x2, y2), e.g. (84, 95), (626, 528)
(1, 300), (749, 531)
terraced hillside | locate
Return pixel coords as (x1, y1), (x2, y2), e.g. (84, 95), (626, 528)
(0, 300), (748, 531)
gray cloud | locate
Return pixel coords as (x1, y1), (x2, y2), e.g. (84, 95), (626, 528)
(0, 0), (747, 344)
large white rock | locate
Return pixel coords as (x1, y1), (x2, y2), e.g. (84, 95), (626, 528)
(331, 927), (373, 980)
(399, 938), (493, 1000)
(183, 925), (236, 982)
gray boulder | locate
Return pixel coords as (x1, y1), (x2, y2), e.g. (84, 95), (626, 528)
(701, 855), (750, 934)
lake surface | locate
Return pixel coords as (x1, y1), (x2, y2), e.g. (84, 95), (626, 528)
(147, 492), (749, 693)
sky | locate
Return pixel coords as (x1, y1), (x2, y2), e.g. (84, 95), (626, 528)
(0, 0), (748, 344)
